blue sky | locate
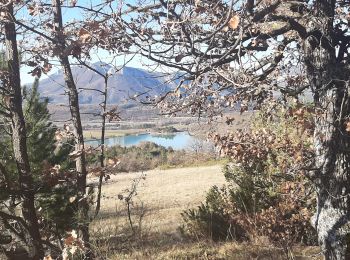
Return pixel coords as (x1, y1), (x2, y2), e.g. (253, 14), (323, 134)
(20, 0), (154, 85)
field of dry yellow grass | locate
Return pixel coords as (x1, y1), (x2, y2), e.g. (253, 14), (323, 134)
(89, 165), (321, 259)
(84, 129), (147, 139)
(91, 165), (225, 234)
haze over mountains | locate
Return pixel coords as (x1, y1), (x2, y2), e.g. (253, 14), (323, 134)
(38, 62), (175, 104)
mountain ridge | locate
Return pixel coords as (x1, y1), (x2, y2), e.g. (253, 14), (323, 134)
(38, 62), (175, 104)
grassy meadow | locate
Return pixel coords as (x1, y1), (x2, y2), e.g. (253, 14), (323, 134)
(89, 165), (321, 260)
(84, 129), (146, 139)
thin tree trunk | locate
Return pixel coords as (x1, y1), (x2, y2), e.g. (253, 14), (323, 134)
(95, 77), (108, 218)
(3, 3), (44, 259)
(303, 0), (350, 258)
(51, 0), (91, 256)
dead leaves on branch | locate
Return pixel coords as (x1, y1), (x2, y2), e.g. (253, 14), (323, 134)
(204, 102), (317, 245)
(211, 102), (315, 175)
(107, 157), (121, 167)
(27, 59), (53, 78)
(62, 230), (85, 259)
(55, 124), (74, 142)
(0, 10), (11, 22)
(345, 120), (350, 133)
(87, 156), (120, 181)
(221, 15), (240, 32)
(104, 107), (121, 122)
(228, 15), (240, 30)
(27, 3), (44, 16)
(41, 161), (75, 187)
(78, 28), (93, 44)
(55, 125), (95, 162)
(69, 146), (95, 161)
(74, 21), (131, 54)
(253, 185), (314, 244)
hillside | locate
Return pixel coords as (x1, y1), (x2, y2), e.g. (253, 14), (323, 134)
(38, 62), (174, 104)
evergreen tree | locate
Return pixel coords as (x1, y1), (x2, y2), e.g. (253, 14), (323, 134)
(0, 78), (75, 254)
(23, 78), (56, 174)
(0, 78), (63, 181)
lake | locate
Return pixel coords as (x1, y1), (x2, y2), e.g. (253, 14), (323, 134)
(86, 132), (195, 150)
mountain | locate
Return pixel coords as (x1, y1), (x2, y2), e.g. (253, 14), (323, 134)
(38, 62), (175, 104)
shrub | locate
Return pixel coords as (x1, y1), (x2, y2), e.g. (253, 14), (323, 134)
(181, 185), (248, 241)
(156, 126), (179, 133)
(86, 141), (217, 173)
(181, 102), (318, 247)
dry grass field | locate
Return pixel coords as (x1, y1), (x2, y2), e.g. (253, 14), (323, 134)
(89, 165), (321, 260)
(84, 129), (147, 139)
(91, 165), (225, 235)
(90, 165), (226, 259)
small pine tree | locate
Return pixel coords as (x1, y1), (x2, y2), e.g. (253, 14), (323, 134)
(23, 78), (56, 174)
(0, 78), (76, 238)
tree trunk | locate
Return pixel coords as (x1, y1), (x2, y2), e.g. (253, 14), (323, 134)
(312, 87), (350, 259)
(95, 76), (108, 218)
(3, 3), (44, 259)
(303, 1), (350, 259)
(51, 0), (91, 257)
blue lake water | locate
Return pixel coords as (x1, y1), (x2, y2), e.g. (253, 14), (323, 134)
(86, 132), (195, 150)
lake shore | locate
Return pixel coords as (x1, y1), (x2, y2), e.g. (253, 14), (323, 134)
(84, 129), (149, 139)
(84, 126), (185, 140)
(85, 131), (197, 150)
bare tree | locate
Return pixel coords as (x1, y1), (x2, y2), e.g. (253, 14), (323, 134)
(50, 1), (91, 254)
(0, 2), (44, 259)
(76, 60), (114, 218)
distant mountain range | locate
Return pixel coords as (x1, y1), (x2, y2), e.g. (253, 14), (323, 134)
(38, 62), (176, 104)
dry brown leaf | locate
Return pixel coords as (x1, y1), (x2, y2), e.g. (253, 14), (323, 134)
(228, 15), (240, 30)
(345, 121), (350, 133)
(175, 54), (185, 63)
(54, 131), (63, 142)
(78, 28), (92, 43)
(43, 62), (52, 74)
(64, 235), (75, 246)
(28, 5), (38, 16)
(86, 21), (100, 31)
(107, 158), (120, 166)
(64, 124), (70, 132)
(221, 26), (229, 33)
(295, 151), (303, 162)
(0, 11), (11, 21)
